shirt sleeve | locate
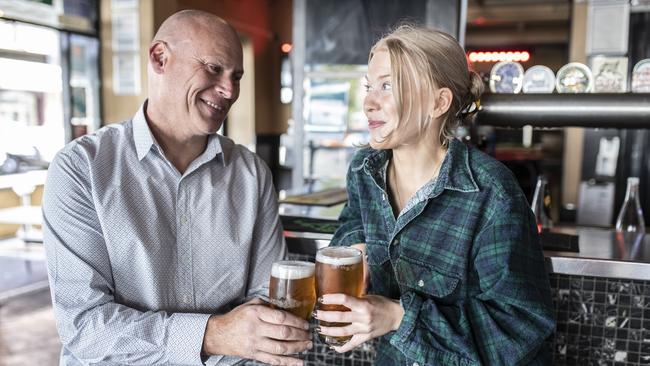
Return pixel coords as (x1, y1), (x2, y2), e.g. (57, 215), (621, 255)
(245, 157), (288, 299)
(43, 148), (211, 365)
(467, 197), (555, 365)
(329, 162), (365, 247)
(389, 197), (555, 366)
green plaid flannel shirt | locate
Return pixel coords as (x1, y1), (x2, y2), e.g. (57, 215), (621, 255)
(330, 138), (555, 366)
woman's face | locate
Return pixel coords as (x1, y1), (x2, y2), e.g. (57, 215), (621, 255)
(363, 49), (399, 149)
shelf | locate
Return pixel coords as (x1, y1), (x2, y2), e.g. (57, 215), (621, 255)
(476, 93), (650, 129)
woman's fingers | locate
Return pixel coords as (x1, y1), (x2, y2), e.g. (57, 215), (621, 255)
(331, 334), (371, 353)
(315, 294), (400, 354)
(318, 324), (350, 337)
(314, 309), (356, 324)
(318, 322), (373, 337)
(320, 293), (364, 309)
(316, 294), (374, 330)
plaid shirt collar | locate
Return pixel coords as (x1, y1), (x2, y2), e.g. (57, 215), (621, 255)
(352, 138), (480, 198)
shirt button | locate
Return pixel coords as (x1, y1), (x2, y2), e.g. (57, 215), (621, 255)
(180, 215), (187, 224)
(382, 194), (386, 201)
(413, 363), (420, 366)
(418, 279), (424, 287)
(393, 238), (399, 245)
(183, 294), (190, 303)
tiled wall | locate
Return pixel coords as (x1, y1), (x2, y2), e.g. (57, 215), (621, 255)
(550, 273), (650, 366)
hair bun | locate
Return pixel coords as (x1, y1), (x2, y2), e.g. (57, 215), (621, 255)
(468, 71), (484, 102)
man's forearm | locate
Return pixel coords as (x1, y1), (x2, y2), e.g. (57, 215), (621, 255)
(56, 300), (211, 365)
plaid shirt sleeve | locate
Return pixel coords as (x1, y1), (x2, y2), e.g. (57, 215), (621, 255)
(330, 163), (366, 247)
(467, 196), (555, 365)
(390, 196), (554, 366)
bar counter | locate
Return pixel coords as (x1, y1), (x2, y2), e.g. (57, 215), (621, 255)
(280, 202), (650, 280)
(279, 201), (650, 365)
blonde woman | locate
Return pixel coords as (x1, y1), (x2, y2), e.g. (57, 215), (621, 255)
(316, 26), (555, 365)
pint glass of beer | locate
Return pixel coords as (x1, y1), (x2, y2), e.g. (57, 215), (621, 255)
(268, 260), (316, 320)
(315, 247), (364, 346)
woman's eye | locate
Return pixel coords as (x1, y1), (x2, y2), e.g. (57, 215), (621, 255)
(382, 82), (392, 91)
(363, 84), (371, 92)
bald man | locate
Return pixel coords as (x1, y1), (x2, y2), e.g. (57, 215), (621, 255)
(43, 10), (310, 366)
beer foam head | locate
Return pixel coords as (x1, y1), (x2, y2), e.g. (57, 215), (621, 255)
(316, 247), (362, 265)
(272, 261), (315, 280)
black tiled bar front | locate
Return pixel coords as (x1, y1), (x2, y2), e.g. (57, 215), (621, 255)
(549, 274), (650, 366)
(283, 251), (650, 365)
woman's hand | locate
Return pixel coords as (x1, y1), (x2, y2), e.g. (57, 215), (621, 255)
(315, 293), (404, 353)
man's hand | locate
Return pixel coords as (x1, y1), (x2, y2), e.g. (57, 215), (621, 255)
(202, 298), (312, 365)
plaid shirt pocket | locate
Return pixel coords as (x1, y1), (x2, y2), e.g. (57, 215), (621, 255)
(394, 256), (461, 302)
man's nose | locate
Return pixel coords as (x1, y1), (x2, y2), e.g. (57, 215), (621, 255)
(215, 77), (235, 99)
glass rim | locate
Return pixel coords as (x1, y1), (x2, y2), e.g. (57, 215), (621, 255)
(271, 260), (315, 279)
(316, 246), (362, 265)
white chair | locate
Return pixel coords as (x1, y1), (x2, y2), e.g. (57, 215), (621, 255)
(0, 173), (44, 244)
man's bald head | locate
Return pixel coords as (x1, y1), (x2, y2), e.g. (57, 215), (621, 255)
(153, 9), (239, 51)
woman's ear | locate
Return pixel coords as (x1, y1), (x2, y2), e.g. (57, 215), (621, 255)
(431, 88), (453, 118)
(149, 41), (168, 74)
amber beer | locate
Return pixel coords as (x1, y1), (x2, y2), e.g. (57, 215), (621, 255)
(269, 261), (316, 320)
(315, 247), (363, 346)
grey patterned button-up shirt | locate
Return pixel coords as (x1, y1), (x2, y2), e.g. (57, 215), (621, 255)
(43, 103), (286, 365)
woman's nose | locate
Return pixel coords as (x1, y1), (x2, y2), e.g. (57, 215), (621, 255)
(363, 92), (379, 114)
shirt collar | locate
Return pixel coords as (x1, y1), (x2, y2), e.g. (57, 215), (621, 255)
(354, 138), (479, 195)
(436, 138), (480, 193)
(196, 134), (224, 167)
(132, 101), (224, 165)
(132, 101), (156, 161)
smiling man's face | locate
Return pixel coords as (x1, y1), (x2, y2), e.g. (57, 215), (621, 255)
(157, 18), (244, 137)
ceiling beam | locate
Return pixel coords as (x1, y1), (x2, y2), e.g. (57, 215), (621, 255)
(465, 26), (569, 47)
(468, 3), (571, 24)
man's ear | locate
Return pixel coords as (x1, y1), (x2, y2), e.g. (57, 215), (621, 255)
(431, 87), (453, 119)
(149, 41), (167, 74)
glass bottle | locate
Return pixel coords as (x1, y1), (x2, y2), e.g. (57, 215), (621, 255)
(531, 174), (552, 233)
(615, 177), (646, 235)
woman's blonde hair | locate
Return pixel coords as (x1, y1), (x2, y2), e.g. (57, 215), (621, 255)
(369, 25), (483, 148)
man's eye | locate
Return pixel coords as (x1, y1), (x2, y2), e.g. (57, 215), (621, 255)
(207, 64), (222, 74)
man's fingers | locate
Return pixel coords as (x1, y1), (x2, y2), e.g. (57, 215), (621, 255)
(257, 306), (310, 330)
(245, 297), (266, 306)
(257, 322), (311, 341)
(253, 351), (305, 366)
(256, 338), (312, 356)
